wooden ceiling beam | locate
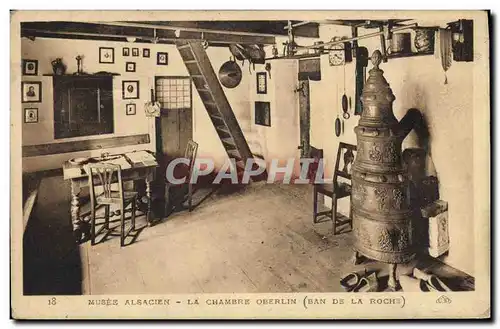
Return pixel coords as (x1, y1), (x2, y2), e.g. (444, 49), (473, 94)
(21, 21), (276, 45)
(129, 20), (319, 38)
(20, 30), (233, 47)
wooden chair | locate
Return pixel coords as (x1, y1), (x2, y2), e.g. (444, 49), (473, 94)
(165, 140), (199, 214)
(312, 142), (356, 235)
(184, 140), (199, 211)
(87, 163), (138, 247)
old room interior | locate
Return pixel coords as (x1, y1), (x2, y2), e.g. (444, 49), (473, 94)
(20, 17), (479, 295)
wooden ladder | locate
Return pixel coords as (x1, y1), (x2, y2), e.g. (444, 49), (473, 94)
(176, 41), (266, 180)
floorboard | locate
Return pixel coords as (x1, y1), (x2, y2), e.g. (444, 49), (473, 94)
(23, 175), (474, 295)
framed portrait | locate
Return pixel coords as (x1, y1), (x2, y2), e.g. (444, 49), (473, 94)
(21, 81), (42, 103)
(132, 48), (139, 57)
(22, 59), (38, 76)
(256, 72), (267, 94)
(126, 103), (136, 116)
(24, 108), (38, 123)
(143, 48), (150, 58)
(123, 47), (130, 57)
(125, 62), (136, 72)
(255, 101), (271, 127)
(122, 80), (139, 99)
(157, 52), (168, 65)
(99, 47), (114, 64)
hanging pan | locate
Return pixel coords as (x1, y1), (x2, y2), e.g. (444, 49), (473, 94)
(342, 94), (350, 119)
(218, 59), (243, 89)
(335, 116), (342, 137)
(341, 64), (350, 120)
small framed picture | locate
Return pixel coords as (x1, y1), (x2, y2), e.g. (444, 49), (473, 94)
(125, 62), (136, 72)
(22, 59), (38, 76)
(143, 48), (150, 58)
(256, 72), (267, 94)
(132, 48), (139, 57)
(255, 101), (271, 127)
(24, 108), (38, 123)
(157, 52), (168, 65)
(122, 80), (139, 99)
(126, 103), (136, 116)
(99, 47), (114, 64)
(21, 81), (42, 103)
(123, 47), (130, 57)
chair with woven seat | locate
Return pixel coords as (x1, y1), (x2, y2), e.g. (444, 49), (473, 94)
(87, 163), (138, 247)
(312, 142), (356, 235)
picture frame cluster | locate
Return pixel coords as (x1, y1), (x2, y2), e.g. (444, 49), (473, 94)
(20, 45), (171, 124)
(121, 48), (169, 65)
(21, 59), (41, 124)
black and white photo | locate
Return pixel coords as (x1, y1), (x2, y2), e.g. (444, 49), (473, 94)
(24, 108), (38, 123)
(21, 81), (42, 103)
(157, 52), (168, 65)
(122, 80), (139, 99)
(125, 62), (136, 72)
(126, 103), (136, 115)
(22, 59), (38, 75)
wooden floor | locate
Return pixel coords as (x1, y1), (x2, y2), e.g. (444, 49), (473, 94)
(24, 174), (474, 295)
(83, 183), (357, 294)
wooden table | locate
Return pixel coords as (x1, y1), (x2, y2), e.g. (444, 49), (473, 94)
(62, 152), (158, 243)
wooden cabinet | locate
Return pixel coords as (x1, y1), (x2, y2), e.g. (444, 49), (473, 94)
(53, 75), (114, 139)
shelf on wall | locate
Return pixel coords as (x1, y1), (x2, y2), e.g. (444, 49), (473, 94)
(265, 52), (327, 61)
(385, 50), (435, 59)
(42, 72), (121, 76)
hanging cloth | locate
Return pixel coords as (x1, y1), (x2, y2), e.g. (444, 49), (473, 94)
(438, 28), (452, 85)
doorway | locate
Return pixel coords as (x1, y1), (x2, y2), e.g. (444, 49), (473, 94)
(155, 76), (193, 161)
(297, 79), (311, 159)
(153, 76), (194, 216)
(297, 58), (320, 160)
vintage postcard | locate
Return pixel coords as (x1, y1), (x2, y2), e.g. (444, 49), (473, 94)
(10, 10), (490, 319)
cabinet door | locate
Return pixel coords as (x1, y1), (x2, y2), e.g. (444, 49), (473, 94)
(97, 78), (113, 132)
(54, 76), (114, 139)
(71, 79), (99, 124)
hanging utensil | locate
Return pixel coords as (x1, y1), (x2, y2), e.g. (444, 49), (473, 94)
(335, 116), (341, 137)
(342, 64), (350, 119)
(144, 88), (161, 117)
(219, 58), (243, 89)
(439, 28), (452, 85)
(342, 95), (349, 119)
(335, 77), (341, 137)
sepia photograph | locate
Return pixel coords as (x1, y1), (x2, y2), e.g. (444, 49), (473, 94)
(126, 103), (136, 115)
(22, 59), (38, 76)
(10, 10), (490, 320)
(23, 108), (38, 123)
(21, 81), (41, 103)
